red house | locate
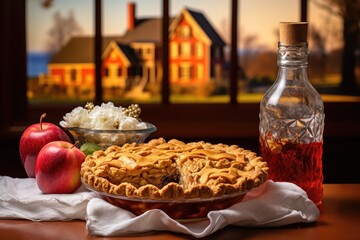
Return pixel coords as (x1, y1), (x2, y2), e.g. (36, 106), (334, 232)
(42, 2), (226, 98)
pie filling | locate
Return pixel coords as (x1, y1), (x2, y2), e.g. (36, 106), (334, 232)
(81, 138), (268, 199)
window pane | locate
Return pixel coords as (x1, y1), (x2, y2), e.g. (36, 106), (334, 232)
(196, 42), (204, 59)
(308, 0), (360, 99)
(170, 0), (231, 103)
(238, 0), (300, 103)
(26, 0), (94, 104)
(102, 0), (162, 103)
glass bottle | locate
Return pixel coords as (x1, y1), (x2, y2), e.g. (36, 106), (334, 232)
(259, 22), (325, 210)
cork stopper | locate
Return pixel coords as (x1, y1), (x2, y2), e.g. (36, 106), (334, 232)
(279, 22), (308, 44)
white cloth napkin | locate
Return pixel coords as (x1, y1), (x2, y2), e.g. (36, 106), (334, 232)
(0, 176), (95, 221)
(86, 180), (319, 238)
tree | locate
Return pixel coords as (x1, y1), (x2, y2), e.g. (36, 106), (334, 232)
(242, 34), (258, 70)
(46, 10), (83, 54)
(309, 25), (327, 82)
(312, 0), (360, 94)
(41, 0), (53, 8)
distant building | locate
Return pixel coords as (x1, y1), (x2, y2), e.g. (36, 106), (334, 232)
(41, 2), (226, 98)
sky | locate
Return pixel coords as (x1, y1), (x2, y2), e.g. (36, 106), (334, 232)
(26, 0), (342, 52)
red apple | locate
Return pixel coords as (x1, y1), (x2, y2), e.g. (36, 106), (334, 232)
(35, 141), (86, 194)
(19, 113), (71, 177)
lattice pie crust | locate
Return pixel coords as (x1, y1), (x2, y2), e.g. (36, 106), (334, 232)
(81, 138), (268, 199)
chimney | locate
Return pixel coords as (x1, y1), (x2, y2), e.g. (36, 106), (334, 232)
(128, 2), (136, 31)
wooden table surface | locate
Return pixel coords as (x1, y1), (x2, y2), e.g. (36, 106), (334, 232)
(1, 184), (359, 240)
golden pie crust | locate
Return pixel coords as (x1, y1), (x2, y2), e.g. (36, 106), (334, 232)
(81, 138), (268, 199)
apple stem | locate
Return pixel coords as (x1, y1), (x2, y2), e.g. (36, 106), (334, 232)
(40, 113), (47, 131)
(72, 141), (80, 149)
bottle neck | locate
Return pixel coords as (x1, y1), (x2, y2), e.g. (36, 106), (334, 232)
(277, 42), (308, 82)
(278, 42), (308, 67)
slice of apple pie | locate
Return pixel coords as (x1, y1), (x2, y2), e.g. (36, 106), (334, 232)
(81, 138), (268, 199)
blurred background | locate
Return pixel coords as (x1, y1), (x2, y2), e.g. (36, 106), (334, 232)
(1, 0), (359, 182)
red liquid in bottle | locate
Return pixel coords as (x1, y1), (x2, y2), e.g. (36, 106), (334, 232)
(260, 137), (323, 210)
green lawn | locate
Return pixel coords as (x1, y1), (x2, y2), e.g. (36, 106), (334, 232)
(29, 72), (360, 105)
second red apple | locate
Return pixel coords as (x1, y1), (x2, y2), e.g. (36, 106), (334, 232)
(35, 141), (86, 194)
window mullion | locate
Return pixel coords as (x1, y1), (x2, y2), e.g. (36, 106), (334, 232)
(300, 0), (308, 22)
(161, 0), (170, 104)
(0, 0), (27, 133)
(95, 0), (103, 105)
(230, 0), (238, 104)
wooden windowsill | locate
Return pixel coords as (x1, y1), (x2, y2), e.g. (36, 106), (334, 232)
(2, 101), (359, 140)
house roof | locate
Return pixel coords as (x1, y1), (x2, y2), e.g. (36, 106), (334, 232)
(120, 18), (163, 44)
(116, 43), (138, 65)
(101, 41), (138, 66)
(49, 36), (123, 64)
(123, 8), (226, 46)
(185, 8), (225, 46)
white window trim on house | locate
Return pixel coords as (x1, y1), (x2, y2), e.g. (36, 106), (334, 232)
(109, 64), (119, 78)
(196, 63), (204, 80)
(170, 63), (178, 81)
(180, 42), (191, 58)
(179, 63), (192, 81)
(110, 51), (117, 60)
(180, 25), (191, 38)
(103, 64), (126, 88)
(65, 65), (81, 86)
(170, 42), (178, 58)
(130, 42), (155, 62)
(196, 42), (203, 59)
(85, 74), (93, 85)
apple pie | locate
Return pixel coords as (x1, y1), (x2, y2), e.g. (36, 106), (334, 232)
(81, 138), (268, 199)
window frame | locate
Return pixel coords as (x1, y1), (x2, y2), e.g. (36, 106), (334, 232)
(104, 67), (109, 77)
(70, 69), (77, 82)
(179, 63), (192, 81)
(180, 25), (191, 38)
(1, 0), (360, 141)
(117, 66), (122, 77)
(170, 42), (179, 58)
(196, 63), (204, 80)
(196, 42), (204, 59)
(180, 42), (191, 57)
